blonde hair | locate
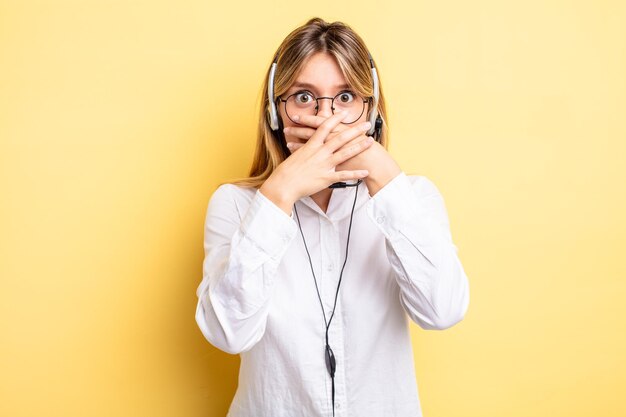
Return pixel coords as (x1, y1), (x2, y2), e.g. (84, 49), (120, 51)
(231, 17), (389, 188)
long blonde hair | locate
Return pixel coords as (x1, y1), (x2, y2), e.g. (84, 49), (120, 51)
(231, 17), (389, 188)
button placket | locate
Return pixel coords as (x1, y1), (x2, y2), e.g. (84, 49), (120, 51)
(321, 219), (340, 313)
(330, 221), (344, 413)
(323, 218), (346, 415)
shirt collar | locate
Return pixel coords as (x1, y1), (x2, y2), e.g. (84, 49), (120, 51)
(297, 181), (370, 222)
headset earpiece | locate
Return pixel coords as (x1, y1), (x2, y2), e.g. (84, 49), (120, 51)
(268, 55), (280, 131)
(366, 55), (380, 138)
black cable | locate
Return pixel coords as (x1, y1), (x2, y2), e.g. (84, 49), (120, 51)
(293, 180), (361, 417)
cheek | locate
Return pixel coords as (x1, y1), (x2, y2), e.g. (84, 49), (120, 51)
(350, 110), (368, 126)
(362, 102), (373, 122)
(278, 107), (308, 143)
(278, 106), (298, 129)
(277, 115), (299, 144)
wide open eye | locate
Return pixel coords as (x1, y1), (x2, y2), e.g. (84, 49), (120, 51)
(336, 91), (356, 103)
(294, 91), (315, 105)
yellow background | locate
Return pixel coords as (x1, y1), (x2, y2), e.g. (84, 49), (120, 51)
(1, 0), (625, 416)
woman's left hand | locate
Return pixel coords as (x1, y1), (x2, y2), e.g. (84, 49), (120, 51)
(284, 114), (402, 195)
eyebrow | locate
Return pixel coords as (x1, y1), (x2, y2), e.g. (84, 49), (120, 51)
(291, 81), (351, 91)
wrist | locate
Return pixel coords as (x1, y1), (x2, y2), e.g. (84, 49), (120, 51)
(362, 144), (402, 196)
(365, 162), (401, 196)
(259, 177), (297, 215)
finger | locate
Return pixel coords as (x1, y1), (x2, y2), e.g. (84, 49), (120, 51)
(283, 126), (316, 141)
(325, 121), (372, 152)
(285, 142), (304, 153)
(285, 124), (347, 137)
(293, 114), (327, 128)
(307, 111), (351, 146)
(284, 126), (346, 143)
(330, 169), (370, 184)
(330, 135), (374, 166)
(294, 114), (350, 140)
(339, 135), (368, 149)
(327, 135), (365, 159)
(287, 115), (348, 142)
(322, 124), (350, 143)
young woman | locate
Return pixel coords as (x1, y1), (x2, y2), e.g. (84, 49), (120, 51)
(195, 17), (470, 417)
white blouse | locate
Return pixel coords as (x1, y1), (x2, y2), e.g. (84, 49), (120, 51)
(195, 172), (470, 417)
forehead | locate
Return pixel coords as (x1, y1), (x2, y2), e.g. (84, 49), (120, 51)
(290, 52), (349, 92)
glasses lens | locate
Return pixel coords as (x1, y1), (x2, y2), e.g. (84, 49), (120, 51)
(333, 91), (365, 124)
(285, 92), (317, 121)
(284, 91), (366, 124)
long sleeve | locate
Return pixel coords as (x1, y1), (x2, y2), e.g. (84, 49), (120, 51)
(195, 184), (297, 354)
(365, 172), (470, 330)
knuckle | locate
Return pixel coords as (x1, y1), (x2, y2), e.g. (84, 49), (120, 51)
(339, 149), (351, 160)
(340, 145), (355, 159)
(348, 143), (363, 155)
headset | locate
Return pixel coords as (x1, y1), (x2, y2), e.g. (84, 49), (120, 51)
(267, 51), (383, 142)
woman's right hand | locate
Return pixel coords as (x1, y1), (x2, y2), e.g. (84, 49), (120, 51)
(259, 111), (374, 215)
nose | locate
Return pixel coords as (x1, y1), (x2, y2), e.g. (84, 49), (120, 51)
(315, 97), (334, 118)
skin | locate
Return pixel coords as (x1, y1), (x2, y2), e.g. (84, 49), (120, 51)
(259, 52), (401, 215)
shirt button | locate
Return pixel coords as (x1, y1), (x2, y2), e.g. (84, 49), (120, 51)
(336, 402), (341, 409)
(327, 310), (333, 317)
(376, 216), (385, 224)
(282, 236), (290, 243)
(326, 263), (334, 271)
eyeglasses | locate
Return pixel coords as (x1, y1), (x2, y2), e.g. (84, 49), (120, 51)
(279, 90), (369, 125)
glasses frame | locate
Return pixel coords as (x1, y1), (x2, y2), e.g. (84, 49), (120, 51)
(278, 90), (370, 125)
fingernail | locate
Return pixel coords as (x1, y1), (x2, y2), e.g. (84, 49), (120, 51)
(362, 121), (372, 130)
(286, 142), (294, 149)
(283, 127), (290, 133)
(292, 115), (300, 121)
